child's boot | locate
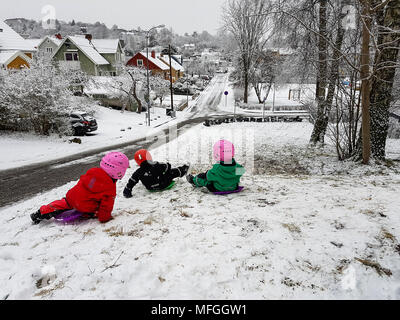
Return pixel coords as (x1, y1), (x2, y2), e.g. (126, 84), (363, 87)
(186, 174), (196, 186)
(179, 164), (190, 177)
(30, 210), (54, 224)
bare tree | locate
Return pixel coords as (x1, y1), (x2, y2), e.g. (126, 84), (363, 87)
(115, 65), (147, 113)
(152, 75), (170, 107)
(222, 0), (272, 103)
(250, 50), (282, 103)
(273, 0), (399, 162)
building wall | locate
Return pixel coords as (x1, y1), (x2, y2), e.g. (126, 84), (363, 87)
(53, 41), (97, 75)
(38, 39), (59, 56)
(7, 56), (30, 69)
(100, 53), (119, 76)
(127, 53), (162, 71)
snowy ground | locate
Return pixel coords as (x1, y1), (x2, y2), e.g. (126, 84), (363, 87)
(1, 122), (400, 300)
(217, 80), (314, 115)
(0, 105), (182, 171)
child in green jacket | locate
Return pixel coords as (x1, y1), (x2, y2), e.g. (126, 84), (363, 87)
(187, 140), (245, 192)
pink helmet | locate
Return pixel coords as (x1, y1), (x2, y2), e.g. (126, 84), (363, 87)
(100, 152), (130, 180)
(213, 140), (235, 162)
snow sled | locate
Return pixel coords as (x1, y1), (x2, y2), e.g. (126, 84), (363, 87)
(149, 181), (176, 193)
(54, 210), (94, 224)
(213, 186), (244, 195)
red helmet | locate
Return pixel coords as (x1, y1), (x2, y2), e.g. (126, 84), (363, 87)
(134, 149), (152, 166)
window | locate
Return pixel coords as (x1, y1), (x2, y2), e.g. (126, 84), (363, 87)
(137, 59), (143, 67)
(65, 52), (79, 61)
(46, 47), (53, 54)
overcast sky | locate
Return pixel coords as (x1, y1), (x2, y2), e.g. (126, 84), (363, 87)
(1, 0), (227, 35)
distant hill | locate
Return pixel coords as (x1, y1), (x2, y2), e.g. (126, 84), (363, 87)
(4, 18), (224, 54)
(5, 18), (127, 40)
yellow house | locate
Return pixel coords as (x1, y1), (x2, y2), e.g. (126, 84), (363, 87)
(0, 20), (36, 67)
(158, 53), (185, 83)
(0, 50), (31, 70)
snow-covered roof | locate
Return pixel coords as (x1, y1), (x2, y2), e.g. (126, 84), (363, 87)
(0, 50), (30, 66)
(24, 39), (41, 50)
(0, 50), (18, 64)
(159, 54), (185, 72)
(59, 36), (110, 66)
(0, 20), (36, 52)
(91, 39), (121, 54)
(37, 36), (63, 49)
(83, 76), (121, 97)
(139, 52), (169, 71)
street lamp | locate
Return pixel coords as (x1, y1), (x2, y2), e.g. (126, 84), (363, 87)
(144, 24), (165, 126)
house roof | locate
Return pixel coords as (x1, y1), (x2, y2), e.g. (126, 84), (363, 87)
(138, 52), (169, 71)
(37, 36), (63, 49)
(83, 76), (122, 97)
(24, 39), (42, 50)
(0, 50), (30, 66)
(91, 39), (121, 54)
(159, 54), (185, 72)
(56, 36), (110, 66)
(0, 20), (36, 52)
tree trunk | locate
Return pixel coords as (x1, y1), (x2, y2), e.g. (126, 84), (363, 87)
(244, 68), (249, 104)
(360, 0), (372, 164)
(320, 0), (346, 138)
(310, 0), (328, 145)
(131, 82), (142, 113)
(370, 0), (400, 160)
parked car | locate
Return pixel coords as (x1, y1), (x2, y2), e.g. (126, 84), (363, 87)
(70, 112), (98, 136)
(173, 87), (194, 95)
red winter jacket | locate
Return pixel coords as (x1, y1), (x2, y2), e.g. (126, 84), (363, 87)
(66, 168), (116, 223)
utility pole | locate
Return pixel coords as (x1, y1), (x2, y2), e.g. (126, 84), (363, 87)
(145, 34), (151, 126)
(168, 44), (174, 117)
(186, 69), (189, 108)
(131, 24), (165, 126)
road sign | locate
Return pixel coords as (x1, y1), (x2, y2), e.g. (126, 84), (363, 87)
(224, 91), (229, 95)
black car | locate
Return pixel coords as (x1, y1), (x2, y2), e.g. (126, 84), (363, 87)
(70, 112), (98, 136)
(173, 87), (194, 95)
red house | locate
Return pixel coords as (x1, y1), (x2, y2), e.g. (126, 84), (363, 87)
(126, 51), (170, 79)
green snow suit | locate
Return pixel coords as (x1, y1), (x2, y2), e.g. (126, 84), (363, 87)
(193, 159), (245, 192)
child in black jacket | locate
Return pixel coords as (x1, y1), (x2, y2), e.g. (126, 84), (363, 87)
(123, 149), (188, 197)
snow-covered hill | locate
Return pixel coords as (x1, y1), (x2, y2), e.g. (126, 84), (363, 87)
(1, 122), (400, 299)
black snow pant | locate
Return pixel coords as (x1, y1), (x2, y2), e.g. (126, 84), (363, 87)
(154, 165), (187, 190)
(164, 165), (187, 181)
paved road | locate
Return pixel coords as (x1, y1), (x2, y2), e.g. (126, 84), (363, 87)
(189, 73), (229, 114)
(0, 75), (231, 208)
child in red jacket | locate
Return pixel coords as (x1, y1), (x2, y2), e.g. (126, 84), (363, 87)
(30, 152), (130, 224)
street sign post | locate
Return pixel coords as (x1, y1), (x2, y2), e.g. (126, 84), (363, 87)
(224, 91), (228, 109)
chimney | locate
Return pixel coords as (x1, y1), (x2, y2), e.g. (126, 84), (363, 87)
(55, 33), (62, 40)
(151, 51), (156, 59)
(85, 34), (93, 42)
